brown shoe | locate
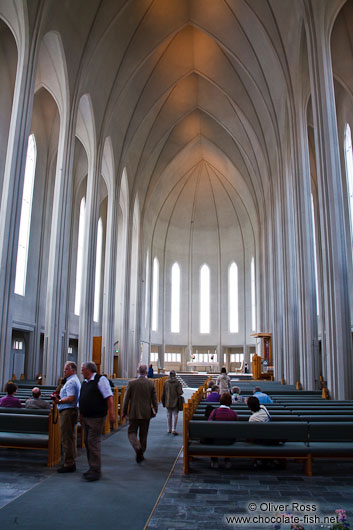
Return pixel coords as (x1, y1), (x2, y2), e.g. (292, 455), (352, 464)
(136, 449), (144, 463)
(57, 464), (76, 473)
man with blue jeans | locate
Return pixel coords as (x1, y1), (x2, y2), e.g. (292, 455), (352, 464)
(55, 362), (81, 473)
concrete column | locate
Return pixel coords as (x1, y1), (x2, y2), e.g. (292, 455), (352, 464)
(101, 186), (117, 375)
(243, 345), (251, 373)
(290, 103), (320, 390)
(43, 113), (74, 384)
(158, 344), (165, 370)
(0, 23), (37, 388)
(304, 0), (352, 398)
(78, 152), (100, 369)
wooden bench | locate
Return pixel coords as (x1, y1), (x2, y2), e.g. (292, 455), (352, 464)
(184, 420), (311, 474)
(0, 406), (60, 466)
(183, 418), (353, 476)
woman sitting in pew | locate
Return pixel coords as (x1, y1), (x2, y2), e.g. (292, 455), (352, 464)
(206, 385), (221, 402)
(247, 396), (271, 422)
(247, 396), (284, 468)
(0, 382), (22, 408)
(231, 386), (244, 403)
(208, 392), (238, 469)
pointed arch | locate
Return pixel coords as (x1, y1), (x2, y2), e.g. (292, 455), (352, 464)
(14, 134), (36, 296)
(171, 262), (180, 333)
(344, 123), (353, 249)
(152, 257), (159, 332)
(228, 262), (238, 333)
(35, 31), (69, 119)
(76, 94), (96, 164)
(200, 263), (210, 334)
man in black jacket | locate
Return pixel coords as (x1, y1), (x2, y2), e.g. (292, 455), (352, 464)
(79, 361), (114, 481)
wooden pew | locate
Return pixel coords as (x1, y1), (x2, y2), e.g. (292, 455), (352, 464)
(0, 405), (60, 467)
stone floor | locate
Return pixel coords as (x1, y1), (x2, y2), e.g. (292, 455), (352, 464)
(147, 455), (353, 530)
(0, 449), (55, 509)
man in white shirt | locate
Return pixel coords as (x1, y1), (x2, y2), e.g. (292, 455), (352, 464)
(54, 362), (81, 473)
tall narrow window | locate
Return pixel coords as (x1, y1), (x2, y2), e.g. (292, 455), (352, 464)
(93, 218), (103, 322)
(74, 197), (86, 315)
(311, 194), (319, 316)
(144, 251), (149, 328)
(171, 262), (180, 333)
(200, 264), (210, 333)
(152, 257), (159, 331)
(229, 262), (238, 333)
(251, 257), (256, 331)
(344, 124), (353, 248)
(15, 134), (37, 295)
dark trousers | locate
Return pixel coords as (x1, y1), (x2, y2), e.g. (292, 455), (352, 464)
(81, 415), (106, 474)
(128, 419), (150, 454)
(59, 408), (78, 467)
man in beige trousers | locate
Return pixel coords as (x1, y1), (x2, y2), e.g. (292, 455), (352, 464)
(122, 365), (158, 463)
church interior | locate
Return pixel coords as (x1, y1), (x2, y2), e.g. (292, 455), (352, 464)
(0, 0), (353, 528)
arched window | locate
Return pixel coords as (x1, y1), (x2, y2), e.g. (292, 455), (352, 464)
(74, 197), (86, 315)
(144, 250), (149, 328)
(152, 257), (159, 331)
(229, 262), (238, 333)
(93, 217), (103, 322)
(344, 124), (353, 249)
(171, 262), (180, 333)
(311, 194), (319, 316)
(251, 257), (256, 331)
(200, 264), (210, 333)
(14, 134), (37, 295)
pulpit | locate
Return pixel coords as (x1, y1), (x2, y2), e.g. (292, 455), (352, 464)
(251, 332), (273, 380)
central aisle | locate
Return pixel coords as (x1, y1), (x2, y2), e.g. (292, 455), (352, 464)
(0, 408), (183, 530)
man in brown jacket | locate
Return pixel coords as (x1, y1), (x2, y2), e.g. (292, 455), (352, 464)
(122, 364), (158, 462)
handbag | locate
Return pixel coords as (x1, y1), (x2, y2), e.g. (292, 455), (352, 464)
(178, 395), (184, 411)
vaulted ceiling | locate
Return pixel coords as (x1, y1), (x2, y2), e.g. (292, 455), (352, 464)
(43, 0), (309, 244)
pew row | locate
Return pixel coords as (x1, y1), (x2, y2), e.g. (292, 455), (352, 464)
(183, 419), (353, 476)
(0, 406), (60, 466)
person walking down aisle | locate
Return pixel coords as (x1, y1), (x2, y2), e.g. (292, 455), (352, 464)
(79, 362), (114, 481)
(161, 370), (183, 435)
(54, 362), (80, 473)
(122, 365), (158, 463)
(216, 367), (231, 394)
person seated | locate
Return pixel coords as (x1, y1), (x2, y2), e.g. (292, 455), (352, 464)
(247, 396), (284, 468)
(231, 386), (244, 403)
(206, 380), (214, 396)
(0, 382), (22, 408)
(252, 386), (273, 404)
(206, 385), (221, 402)
(247, 396), (271, 422)
(208, 392), (238, 469)
(25, 387), (51, 409)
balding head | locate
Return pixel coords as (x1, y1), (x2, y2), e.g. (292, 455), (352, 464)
(138, 365), (148, 376)
(32, 387), (41, 398)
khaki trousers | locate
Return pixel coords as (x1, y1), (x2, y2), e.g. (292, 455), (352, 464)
(59, 408), (78, 467)
(81, 415), (106, 474)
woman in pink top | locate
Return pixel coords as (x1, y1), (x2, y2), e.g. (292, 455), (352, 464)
(208, 393), (237, 469)
(0, 382), (22, 408)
